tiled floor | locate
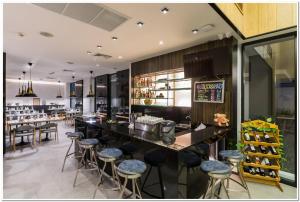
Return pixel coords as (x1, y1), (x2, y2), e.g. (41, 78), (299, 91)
(3, 122), (297, 199)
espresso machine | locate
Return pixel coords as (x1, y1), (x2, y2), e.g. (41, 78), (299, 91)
(160, 120), (176, 145)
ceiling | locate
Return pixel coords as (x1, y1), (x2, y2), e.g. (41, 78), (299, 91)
(4, 3), (234, 82)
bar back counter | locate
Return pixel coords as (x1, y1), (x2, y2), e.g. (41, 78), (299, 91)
(75, 117), (230, 199)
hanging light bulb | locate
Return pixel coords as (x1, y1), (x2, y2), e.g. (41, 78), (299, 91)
(15, 77), (22, 97)
(69, 75), (77, 97)
(21, 71), (26, 97)
(56, 80), (63, 98)
(86, 70), (95, 97)
(24, 62), (37, 97)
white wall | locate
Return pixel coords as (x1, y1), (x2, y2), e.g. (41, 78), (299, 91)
(6, 80), (69, 107)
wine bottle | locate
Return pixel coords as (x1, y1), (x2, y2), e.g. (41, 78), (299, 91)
(269, 170), (276, 178)
(261, 158), (271, 166)
(255, 133), (261, 142)
(264, 133), (270, 143)
(255, 167), (260, 174)
(249, 167), (256, 175)
(243, 166), (250, 173)
(244, 133), (250, 141)
(260, 168), (265, 176)
(255, 157), (260, 164)
(259, 145), (267, 154)
(269, 146), (278, 155)
(250, 144), (256, 152)
(246, 155), (251, 163)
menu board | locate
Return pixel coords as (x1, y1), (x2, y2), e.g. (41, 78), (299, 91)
(194, 80), (225, 103)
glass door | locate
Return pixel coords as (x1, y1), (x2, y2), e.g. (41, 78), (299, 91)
(243, 34), (296, 185)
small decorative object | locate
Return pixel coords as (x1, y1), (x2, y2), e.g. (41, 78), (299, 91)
(144, 98), (152, 105)
(214, 113), (229, 127)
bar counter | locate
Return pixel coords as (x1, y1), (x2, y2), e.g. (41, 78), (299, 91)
(75, 117), (231, 199)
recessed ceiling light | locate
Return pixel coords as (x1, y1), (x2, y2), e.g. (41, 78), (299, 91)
(137, 21), (144, 27)
(200, 24), (215, 32)
(118, 56), (123, 59)
(40, 31), (54, 38)
(192, 29), (199, 34)
(112, 37), (118, 41)
(87, 51), (92, 54)
(97, 45), (102, 49)
(159, 40), (164, 45)
(161, 7), (169, 14)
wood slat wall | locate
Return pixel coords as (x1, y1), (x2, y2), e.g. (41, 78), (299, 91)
(131, 37), (236, 125)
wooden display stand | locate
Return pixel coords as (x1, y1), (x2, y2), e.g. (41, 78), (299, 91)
(241, 120), (283, 192)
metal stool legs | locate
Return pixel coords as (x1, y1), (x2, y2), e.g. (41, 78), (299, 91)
(118, 173), (142, 199)
(73, 146), (100, 187)
(203, 173), (230, 199)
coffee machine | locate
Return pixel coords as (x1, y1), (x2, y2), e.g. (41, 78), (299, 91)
(160, 120), (176, 145)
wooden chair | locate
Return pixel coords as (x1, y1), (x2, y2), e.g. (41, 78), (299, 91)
(39, 123), (58, 143)
(12, 125), (36, 152)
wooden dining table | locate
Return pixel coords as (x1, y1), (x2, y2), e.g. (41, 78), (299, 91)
(6, 116), (65, 148)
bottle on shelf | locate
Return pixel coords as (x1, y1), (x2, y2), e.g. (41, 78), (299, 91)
(249, 144), (256, 152)
(244, 133), (251, 141)
(249, 167), (256, 175)
(255, 167), (261, 174)
(259, 145), (267, 154)
(255, 157), (260, 164)
(260, 168), (265, 176)
(245, 155), (251, 163)
(269, 170), (277, 178)
(255, 133), (261, 142)
(261, 158), (271, 166)
(264, 133), (271, 143)
(269, 146), (278, 155)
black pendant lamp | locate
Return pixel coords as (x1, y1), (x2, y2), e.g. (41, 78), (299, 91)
(69, 76), (77, 97)
(56, 80), (63, 98)
(23, 62), (37, 97)
(86, 70), (95, 97)
(15, 77), (22, 97)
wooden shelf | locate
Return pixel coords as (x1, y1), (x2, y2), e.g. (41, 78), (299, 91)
(242, 170), (280, 182)
(242, 162), (280, 170)
(244, 151), (281, 159)
(243, 140), (280, 147)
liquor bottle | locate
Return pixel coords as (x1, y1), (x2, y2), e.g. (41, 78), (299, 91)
(243, 166), (250, 173)
(245, 156), (251, 163)
(261, 158), (271, 166)
(269, 146), (278, 155)
(260, 168), (265, 176)
(244, 133), (250, 141)
(264, 133), (271, 143)
(249, 144), (256, 152)
(259, 145), (267, 154)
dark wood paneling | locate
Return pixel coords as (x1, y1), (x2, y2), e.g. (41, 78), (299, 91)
(131, 37), (236, 126)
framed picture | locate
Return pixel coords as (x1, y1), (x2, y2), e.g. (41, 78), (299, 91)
(194, 80), (225, 103)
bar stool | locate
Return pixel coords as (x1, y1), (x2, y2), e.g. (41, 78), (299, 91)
(142, 149), (167, 198)
(219, 150), (251, 198)
(61, 131), (84, 172)
(119, 142), (137, 159)
(93, 148), (123, 198)
(200, 160), (231, 199)
(117, 159), (147, 199)
(73, 138), (100, 187)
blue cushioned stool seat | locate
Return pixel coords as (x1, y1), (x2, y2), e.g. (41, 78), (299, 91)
(80, 138), (99, 145)
(118, 160), (147, 175)
(67, 132), (84, 138)
(219, 150), (244, 160)
(200, 160), (231, 174)
(98, 148), (123, 159)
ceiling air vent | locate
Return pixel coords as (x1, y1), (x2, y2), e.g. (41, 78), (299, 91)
(49, 72), (55, 75)
(33, 3), (128, 32)
(46, 76), (55, 79)
(94, 53), (112, 59)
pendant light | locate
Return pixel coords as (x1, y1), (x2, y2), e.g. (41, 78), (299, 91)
(56, 80), (62, 98)
(15, 77), (22, 97)
(86, 70), (95, 97)
(24, 62), (37, 97)
(69, 76), (77, 97)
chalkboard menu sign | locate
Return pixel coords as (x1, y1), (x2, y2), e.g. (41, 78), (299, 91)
(194, 80), (225, 103)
